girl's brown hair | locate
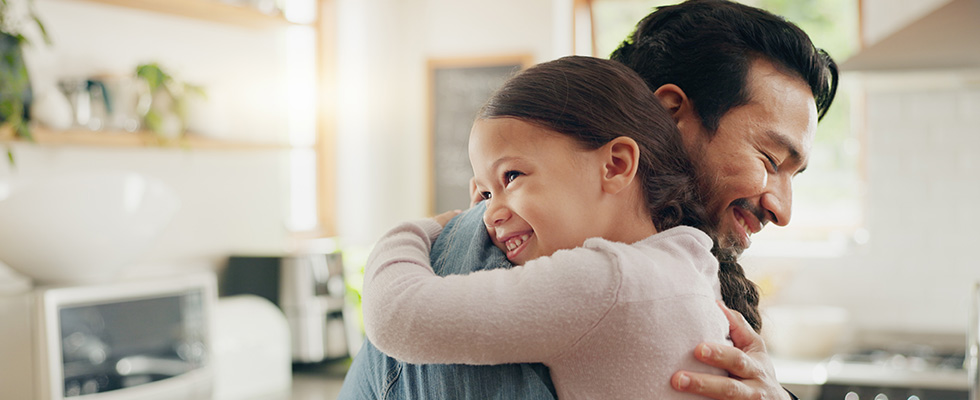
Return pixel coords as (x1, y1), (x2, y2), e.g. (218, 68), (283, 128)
(478, 55), (762, 331)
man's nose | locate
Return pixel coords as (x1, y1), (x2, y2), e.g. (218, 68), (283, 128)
(762, 175), (792, 227)
(483, 199), (511, 227)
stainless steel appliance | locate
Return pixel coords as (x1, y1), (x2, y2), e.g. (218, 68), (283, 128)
(819, 348), (968, 399)
(222, 245), (357, 363)
(0, 273), (215, 400)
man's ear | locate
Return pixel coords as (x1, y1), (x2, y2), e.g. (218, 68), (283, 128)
(600, 137), (640, 195)
(654, 83), (704, 148)
(653, 84), (689, 119)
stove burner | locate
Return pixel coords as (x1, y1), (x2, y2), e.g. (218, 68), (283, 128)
(831, 349), (967, 372)
(819, 348), (969, 400)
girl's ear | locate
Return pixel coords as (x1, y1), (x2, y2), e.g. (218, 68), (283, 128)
(468, 177), (482, 208)
(601, 136), (640, 195)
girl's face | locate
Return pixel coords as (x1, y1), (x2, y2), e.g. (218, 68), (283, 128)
(469, 118), (609, 265)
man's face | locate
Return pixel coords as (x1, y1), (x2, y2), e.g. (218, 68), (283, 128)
(681, 59), (818, 253)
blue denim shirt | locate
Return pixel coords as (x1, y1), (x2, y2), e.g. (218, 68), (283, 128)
(338, 202), (557, 399)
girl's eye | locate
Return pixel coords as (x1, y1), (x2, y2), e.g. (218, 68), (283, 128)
(480, 191), (492, 200)
(504, 171), (523, 184)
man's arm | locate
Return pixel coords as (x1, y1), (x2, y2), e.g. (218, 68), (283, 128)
(671, 302), (793, 400)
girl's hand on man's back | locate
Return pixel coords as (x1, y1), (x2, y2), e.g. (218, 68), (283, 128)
(433, 209), (463, 228)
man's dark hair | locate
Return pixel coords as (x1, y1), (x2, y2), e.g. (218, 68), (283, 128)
(479, 55), (763, 332)
(606, 0), (841, 330)
(610, 0), (839, 134)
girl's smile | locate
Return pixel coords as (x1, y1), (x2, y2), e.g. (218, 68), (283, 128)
(469, 117), (605, 264)
(468, 117), (655, 265)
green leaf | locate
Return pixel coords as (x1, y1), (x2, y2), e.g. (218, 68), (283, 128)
(144, 109), (163, 134)
(137, 63), (172, 93)
(32, 15), (51, 45)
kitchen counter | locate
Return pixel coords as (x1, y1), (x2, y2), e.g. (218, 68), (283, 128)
(279, 352), (972, 400)
(773, 351), (971, 400)
(774, 357), (826, 400)
(290, 361), (349, 400)
(249, 361), (348, 400)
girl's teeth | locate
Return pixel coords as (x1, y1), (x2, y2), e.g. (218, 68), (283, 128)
(506, 234), (530, 251)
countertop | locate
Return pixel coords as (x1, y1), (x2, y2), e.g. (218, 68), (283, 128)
(248, 361), (348, 400)
(289, 361), (349, 400)
(773, 357), (826, 400)
(773, 354), (971, 400)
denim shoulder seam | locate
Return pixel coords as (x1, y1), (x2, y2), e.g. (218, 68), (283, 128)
(381, 361), (402, 400)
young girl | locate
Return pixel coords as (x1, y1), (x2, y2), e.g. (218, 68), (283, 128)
(362, 56), (759, 399)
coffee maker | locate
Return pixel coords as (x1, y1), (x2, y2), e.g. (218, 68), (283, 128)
(221, 242), (359, 363)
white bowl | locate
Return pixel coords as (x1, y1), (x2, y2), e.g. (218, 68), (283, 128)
(0, 171), (180, 285)
(764, 305), (850, 359)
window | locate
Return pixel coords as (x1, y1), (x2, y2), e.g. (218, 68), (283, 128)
(582, 0), (864, 257)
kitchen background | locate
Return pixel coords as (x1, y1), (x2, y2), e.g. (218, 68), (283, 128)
(0, 0), (978, 398)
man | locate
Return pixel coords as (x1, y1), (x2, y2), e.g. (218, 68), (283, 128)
(339, 0), (838, 399)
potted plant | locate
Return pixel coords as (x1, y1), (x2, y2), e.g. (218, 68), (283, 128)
(136, 62), (205, 143)
(0, 0), (49, 164)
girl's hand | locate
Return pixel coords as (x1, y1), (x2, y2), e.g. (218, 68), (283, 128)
(433, 209), (462, 227)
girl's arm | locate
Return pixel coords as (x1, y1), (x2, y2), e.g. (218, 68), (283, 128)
(361, 219), (621, 366)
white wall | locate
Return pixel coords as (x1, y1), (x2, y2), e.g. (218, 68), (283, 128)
(860, 0), (948, 46)
(750, 77), (980, 335)
(333, 0), (572, 246)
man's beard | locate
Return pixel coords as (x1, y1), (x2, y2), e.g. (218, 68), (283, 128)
(692, 157), (749, 257)
(717, 222), (748, 256)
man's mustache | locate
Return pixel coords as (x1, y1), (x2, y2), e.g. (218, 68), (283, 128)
(731, 198), (768, 229)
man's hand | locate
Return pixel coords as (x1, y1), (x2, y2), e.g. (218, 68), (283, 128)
(670, 302), (791, 400)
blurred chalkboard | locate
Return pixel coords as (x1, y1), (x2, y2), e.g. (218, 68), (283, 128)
(428, 56), (530, 214)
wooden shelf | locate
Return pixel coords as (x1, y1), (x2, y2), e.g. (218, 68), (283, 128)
(66, 0), (309, 29)
(24, 127), (289, 150)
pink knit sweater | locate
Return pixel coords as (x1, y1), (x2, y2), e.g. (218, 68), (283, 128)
(363, 219), (730, 399)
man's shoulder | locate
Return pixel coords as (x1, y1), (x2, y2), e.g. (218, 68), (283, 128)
(340, 329), (556, 399)
(430, 203), (512, 275)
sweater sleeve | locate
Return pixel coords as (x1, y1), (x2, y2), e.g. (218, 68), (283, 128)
(361, 219), (621, 366)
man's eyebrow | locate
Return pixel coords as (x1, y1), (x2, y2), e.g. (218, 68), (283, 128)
(765, 130), (807, 174)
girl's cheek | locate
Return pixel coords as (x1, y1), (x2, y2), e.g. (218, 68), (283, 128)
(485, 226), (506, 252)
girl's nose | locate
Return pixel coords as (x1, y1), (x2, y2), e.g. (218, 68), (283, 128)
(483, 200), (511, 227)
